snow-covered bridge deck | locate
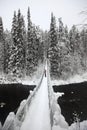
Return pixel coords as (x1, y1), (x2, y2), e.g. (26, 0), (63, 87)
(20, 74), (51, 130)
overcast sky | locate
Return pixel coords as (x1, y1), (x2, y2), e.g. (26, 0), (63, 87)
(0, 0), (87, 30)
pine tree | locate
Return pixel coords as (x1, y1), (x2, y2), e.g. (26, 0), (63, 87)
(64, 26), (68, 39)
(34, 26), (44, 64)
(58, 18), (63, 35)
(26, 7), (35, 76)
(26, 7), (44, 76)
(21, 15), (27, 76)
(43, 30), (49, 59)
(58, 20), (71, 78)
(0, 17), (4, 41)
(32, 25), (39, 66)
(69, 25), (77, 53)
(16, 9), (25, 78)
(80, 29), (87, 69)
(48, 13), (59, 78)
(4, 30), (12, 74)
(64, 25), (70, 51)
(8, 10), (26, 79)
(0, 17), (4, 75)
(8, 11), (17, 77)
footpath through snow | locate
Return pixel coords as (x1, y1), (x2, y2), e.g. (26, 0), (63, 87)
(20, 74), (51, 130)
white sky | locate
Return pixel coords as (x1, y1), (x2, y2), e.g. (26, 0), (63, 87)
(0, 0), (87, 30)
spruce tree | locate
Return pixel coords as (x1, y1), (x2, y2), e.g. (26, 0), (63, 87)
(34, 26), (44, 64)
(69, 25), (77, 53)
(21, 15), (27, 76)
(31, 25), (39, 66)
(8, 11), (17, 77)
(16, 9), (25, 78)
(9, 10), (26, 79)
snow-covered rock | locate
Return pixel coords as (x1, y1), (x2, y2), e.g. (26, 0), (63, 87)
(69, 120), (87, 130)
(51, 92), (68, 129)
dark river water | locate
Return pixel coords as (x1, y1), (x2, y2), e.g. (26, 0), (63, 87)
(53, 81), (87, 126)
(0, 84), (36, 125)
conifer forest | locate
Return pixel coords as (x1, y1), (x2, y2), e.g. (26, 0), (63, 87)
(0, 7), (87, 81)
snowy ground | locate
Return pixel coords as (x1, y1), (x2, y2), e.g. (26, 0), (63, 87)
(0, 62), (45, 84)
(20, 75), (51, 130)
(22, 63), (45, 86)
(51, 72), (87, 86)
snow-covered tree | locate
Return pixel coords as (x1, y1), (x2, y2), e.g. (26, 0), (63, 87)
(26, 7), (34, 76)
(16, 9), (26, 78)
(69, 25), (78, 53)
(57, 19), (71, 79)
(58, 18), (65, 42)
(35, 26), (44, 63)
(0, 17), (4, 41)
(8, 10), (26, 79)
(0, 17), (4, 75)
(42, 30), (49, 58)
(21, 15), (27, 76)
(49, 13), (59, 78)
(80, 29), (87, 69)
(4, 30), (12, 74)
(31, 25), (39, 66)
(8, 11), (17, 76)
(26, 8), (44, 76)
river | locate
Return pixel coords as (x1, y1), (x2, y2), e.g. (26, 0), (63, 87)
(53, 81), (87, 125)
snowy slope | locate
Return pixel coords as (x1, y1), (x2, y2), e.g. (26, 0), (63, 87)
(20, 75), (51, 130)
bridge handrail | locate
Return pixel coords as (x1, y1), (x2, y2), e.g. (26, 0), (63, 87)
(47, 59), (54, 129)
(16, 65), (45, 122)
